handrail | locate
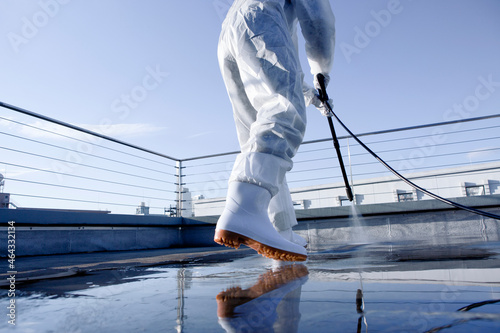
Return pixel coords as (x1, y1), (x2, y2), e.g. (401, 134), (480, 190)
(0, 101), (178, 161)
(179, 114), (500, 161)
(2, 100), (499, 163)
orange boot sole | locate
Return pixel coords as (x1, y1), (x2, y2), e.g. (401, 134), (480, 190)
(214, 229), (307, 262)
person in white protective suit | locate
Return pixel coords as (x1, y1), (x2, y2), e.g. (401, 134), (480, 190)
(214, 0), (335, 261)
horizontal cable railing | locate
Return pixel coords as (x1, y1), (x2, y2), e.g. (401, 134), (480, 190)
(0, 102), (179, 216)
(1, 100), (499, 218)
(184, 114), (500, 216)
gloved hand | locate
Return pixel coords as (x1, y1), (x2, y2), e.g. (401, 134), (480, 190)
(302, 74), (334, 117)
(311, 94), (334, 117)
(314, 73), (334, 117)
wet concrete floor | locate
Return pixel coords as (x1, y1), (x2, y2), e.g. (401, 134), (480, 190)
(1, 241), (500, 332)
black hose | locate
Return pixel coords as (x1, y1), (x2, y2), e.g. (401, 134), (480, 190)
(326, 106), (500, 221)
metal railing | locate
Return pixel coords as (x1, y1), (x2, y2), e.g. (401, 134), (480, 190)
(1, 101), (499, 217)
(0, 102), (179, 216)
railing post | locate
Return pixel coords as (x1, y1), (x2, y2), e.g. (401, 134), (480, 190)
(175, 160), (185, 217)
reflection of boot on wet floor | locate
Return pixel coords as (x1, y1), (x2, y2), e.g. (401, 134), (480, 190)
(216, 264), (308, 332)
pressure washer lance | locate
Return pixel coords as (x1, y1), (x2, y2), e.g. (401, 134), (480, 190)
(316, 73), (354, 202)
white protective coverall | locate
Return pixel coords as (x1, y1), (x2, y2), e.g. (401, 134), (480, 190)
(218, 0), (335, 233)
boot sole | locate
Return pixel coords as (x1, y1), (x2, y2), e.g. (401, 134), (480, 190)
(214, 229), (307, 262)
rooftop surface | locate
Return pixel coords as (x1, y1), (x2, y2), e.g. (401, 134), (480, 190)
(1, 237), (500, 332)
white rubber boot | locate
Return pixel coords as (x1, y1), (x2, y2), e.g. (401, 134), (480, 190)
(214, 182), (307, 262)
(279, 228), (307, 248)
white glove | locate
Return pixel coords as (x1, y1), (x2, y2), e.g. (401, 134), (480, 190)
(302, 82), (317, 107)
(303, 76), (334, 117)
(311, 94), (334, 117)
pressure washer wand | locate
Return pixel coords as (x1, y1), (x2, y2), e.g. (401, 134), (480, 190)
(316, 74), (354, 202)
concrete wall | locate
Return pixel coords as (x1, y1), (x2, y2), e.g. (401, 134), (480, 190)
(296, 206), (500, 252)
(0, 208), (218, 257)
(192, 194), (500, 252)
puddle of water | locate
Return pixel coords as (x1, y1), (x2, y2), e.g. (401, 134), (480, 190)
(1, 243), (500, 332)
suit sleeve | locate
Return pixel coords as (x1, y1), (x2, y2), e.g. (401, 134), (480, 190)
(293, 0), (336, 76)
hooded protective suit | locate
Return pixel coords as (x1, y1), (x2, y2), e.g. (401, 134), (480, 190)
(218, 0), (335, 233)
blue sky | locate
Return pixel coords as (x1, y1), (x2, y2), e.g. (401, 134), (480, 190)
(1, 0), (500, 159)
